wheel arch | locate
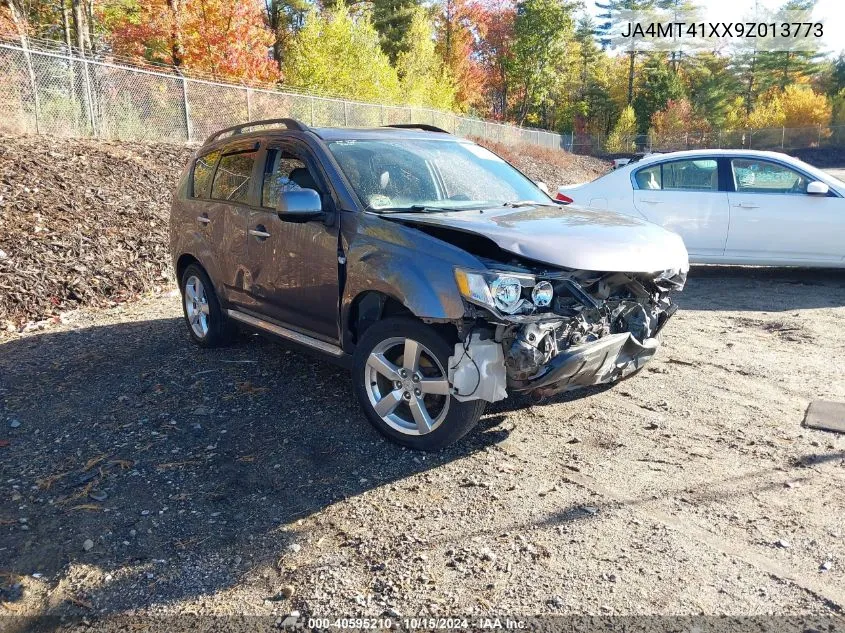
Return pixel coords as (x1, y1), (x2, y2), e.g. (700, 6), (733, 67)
(176, 253), (202, 285)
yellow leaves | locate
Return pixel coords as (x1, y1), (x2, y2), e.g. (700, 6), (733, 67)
(748, 85), (831, 129)
(605, 106), (637, 153)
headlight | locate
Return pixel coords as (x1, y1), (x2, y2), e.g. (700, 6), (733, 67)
(531, 281), (554, 307)
(455, 269), (539, 315)
(490, 276), (523, 313)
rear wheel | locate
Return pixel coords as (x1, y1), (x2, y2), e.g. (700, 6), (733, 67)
(352, 317), (485, 450)
(180, 264), (235, 348)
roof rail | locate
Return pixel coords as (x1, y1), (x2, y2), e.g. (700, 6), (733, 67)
(204, 118), (310, 145)
(384, 124), (451, 134)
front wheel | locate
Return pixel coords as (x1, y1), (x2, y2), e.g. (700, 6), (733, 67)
(352, 317), (486, 450)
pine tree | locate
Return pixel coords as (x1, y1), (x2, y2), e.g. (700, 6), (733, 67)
(371, 0), (422, 64)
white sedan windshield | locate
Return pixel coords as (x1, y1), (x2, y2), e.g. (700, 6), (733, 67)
(328, 139), (549, 211)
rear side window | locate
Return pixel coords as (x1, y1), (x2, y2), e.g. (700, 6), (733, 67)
(211, 151), (257, 203)
(634, 159), (718, 192)
(192, 150), (220, 198)
(663, 159), (718, 191)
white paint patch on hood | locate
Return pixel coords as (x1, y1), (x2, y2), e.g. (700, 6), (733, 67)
(388, 204), (690, 273)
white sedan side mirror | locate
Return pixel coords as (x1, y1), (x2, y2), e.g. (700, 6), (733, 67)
(807, 180), (829, 195)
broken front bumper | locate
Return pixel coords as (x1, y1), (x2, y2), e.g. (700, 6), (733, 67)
(509, 333), (660, 398)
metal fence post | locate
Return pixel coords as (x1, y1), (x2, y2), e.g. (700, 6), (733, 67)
(19, 42), (41, 134)
(81, 54), (96, 136)
(380, 104), (384, 126)
(343, 100), (348, 126)
(177, 71), (192, 142)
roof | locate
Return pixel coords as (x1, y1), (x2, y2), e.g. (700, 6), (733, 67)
(633, 148), (794, 166)
(310, 127), (456, 141)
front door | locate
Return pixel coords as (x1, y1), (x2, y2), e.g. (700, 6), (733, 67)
(724, 156), (845, 264)
(244, 142), (340, 341)
(632, 158), (730, 259)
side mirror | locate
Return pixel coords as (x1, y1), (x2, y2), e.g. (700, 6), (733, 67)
(807, 180), (829, 195)
(276, 189), (323, 220)
(536, 181), (550, 195)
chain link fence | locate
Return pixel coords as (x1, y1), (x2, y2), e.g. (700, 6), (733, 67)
(572, 126), (845, 156)
(0, 40), (566, 150)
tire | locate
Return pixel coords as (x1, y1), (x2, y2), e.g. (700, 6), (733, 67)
(352, 317), (486, 451)
(180, 263), (236, 348)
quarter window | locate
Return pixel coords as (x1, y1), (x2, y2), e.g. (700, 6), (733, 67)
(211, 151), (256, 203)
(192, 150), (220, 198)
(635, 159), (718, 191)
(731, 158), (807, 194)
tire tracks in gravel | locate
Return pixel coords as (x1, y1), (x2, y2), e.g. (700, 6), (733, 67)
(561, 469), (845, 611)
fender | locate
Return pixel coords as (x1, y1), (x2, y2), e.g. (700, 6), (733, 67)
(340, 215), (483, 350)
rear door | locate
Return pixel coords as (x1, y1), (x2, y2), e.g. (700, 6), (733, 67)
(724, 156), (845, 264)
(243, 139), (340, 341)
(208, 140), (261, 307)
(632, 157), (730, 259)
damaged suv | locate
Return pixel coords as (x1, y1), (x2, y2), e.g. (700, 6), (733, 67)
(170, 119), (689, 450)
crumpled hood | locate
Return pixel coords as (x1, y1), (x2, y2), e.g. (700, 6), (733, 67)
(386, 204), (690, 273)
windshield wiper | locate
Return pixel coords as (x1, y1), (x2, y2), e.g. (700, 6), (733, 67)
(501, 200), (559, 208)
(370, 205), (477, 214)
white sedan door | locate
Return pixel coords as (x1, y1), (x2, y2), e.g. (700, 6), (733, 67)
(632, 158), (730, 259)
(725, 157), (845, 264)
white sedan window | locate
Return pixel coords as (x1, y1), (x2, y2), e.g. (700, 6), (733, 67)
(731, 159), (807, 194)
(635, 159), (718, 191)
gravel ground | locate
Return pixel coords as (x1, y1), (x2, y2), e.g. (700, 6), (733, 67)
(1, 266), (844, 625)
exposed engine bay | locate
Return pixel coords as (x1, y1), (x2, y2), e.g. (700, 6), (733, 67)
(449, 261), (686, 402)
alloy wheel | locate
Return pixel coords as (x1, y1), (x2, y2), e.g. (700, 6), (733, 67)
(184, 275), (210, 338)
(364, 337), (451, 435)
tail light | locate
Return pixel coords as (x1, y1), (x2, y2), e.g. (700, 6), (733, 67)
(555, 192), (574, 204)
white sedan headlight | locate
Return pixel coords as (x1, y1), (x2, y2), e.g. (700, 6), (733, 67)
(455, 269), (547, 314)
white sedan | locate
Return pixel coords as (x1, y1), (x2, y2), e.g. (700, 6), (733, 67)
(556, 149), (845, 268)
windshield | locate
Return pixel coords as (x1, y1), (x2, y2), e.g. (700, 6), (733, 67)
(327, 138), (550, 212)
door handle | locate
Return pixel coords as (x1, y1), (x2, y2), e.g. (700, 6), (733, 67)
(733, 203), (760, 208)
(197, 215), (211, 224)
(249, 228), (271, 239)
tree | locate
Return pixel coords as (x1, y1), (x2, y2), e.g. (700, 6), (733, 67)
(605, 104), (636, 152)
(594, 0), (657, 103)
(395, 8), (455, 109)
(650, 98), (709, 147)
(107, 0), (279, 81)
(283, 4), (400, 102)
(684, 53), (741, 128)
(748, 85), (831, 129)
(433, 0), (485, 111)
(475, 0), (515, 119)
(631, 54), (684, 132)
(508, 0), (574, 125)
(371, 0), (421, 64)
(264, 0), (309, 69)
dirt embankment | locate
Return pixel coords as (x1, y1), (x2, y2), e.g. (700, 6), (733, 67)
(0, 135), (608, 328)
(0, 137), (194, 329)
(470, 136), (611, 187)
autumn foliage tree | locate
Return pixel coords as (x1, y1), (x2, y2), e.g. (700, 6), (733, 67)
(105, 0), (279, 82)
(282, 4), (400, 103)
(433, 0), (485, 112)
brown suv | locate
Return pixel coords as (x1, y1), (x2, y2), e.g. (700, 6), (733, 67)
(170, 119), (688, 450)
